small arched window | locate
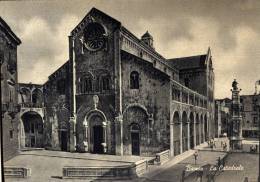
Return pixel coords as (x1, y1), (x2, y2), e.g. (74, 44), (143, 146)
(79, 75), (93, 93)
(101, 75), (110, 91)
(130, 71), (139, 89)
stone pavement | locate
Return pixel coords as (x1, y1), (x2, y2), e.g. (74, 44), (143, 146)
(139, 150), (227, 182)
(3, 139), (233, 182)
(4, 150), (153, 182)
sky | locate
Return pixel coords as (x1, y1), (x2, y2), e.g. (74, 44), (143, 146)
(1, 0), (260, 99)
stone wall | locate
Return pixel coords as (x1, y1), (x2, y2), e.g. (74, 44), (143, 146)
(1, 20), (21, 161)
(121, 52), (171, 155)
(43, 61), (72, 151)
(72, 10), (120, 154)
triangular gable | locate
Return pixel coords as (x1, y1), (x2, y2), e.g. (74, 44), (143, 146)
(71, 7), (121, 37)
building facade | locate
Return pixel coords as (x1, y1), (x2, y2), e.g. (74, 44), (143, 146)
(240, 94), (260, 138)
(216, 94), (260, 139)
(215, 98), (231, 137)
(2, 8), (216, 159)
(1, 17), (21, 161)
(40, 8), (215, 157)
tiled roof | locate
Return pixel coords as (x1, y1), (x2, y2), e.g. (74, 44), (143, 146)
(167, 55), (207, 70)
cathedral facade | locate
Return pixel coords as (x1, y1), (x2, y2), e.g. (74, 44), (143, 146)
(3, 8), (216, 160)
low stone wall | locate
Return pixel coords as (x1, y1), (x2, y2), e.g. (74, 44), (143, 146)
(155, 149), (170, 165)
(4, 167), (31, 178)
(134, 159), (148, 176)
(62, 159), (148, 180)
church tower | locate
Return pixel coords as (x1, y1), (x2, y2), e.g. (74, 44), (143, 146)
(141, 31), (154, 49)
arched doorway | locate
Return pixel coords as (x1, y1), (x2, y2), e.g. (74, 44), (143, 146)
(130, 123), (140, 155)
(173, 111), (180, 156)
(189, 113), (194, 149)
(87, 113), (107, 154)
(182, 111), (188, 152)
(123, 105), (148, 156)
(21, 111), (43, 148)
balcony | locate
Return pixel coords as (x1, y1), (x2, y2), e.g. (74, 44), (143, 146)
(171, 80), (208, 109)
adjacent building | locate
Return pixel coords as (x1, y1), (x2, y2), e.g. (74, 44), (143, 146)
(240, 94), (260, 138)
(215, 94), (260, 139)
(215, 98), (231, 137)
(1, 17), (21, 161)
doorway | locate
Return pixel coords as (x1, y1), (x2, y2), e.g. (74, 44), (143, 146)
(131, 132), (140, 155)
(93, 125), (103, 154)
(22, 112), (43, 148)
(60, 131), (68, 151)
(131, 124), (140, 155)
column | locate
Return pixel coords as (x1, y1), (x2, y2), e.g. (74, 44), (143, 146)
(69, 116), (76, 152)
(180, 120), (183, 154)
(202, 118), (205, 143)
(187, 121), (190, 150)
(115, 115), (123, 155)
(199, 119), (201, 144)
(170, 122), (174, 157)
(102, 121), (107, 153)
(194, 115), (196, 147)
(83, 120), (88, 152)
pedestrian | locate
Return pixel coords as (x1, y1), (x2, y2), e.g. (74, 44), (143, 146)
(256, 145), (258, 152)
(217, 157), (221, 168)
(194, 151), (199, 165)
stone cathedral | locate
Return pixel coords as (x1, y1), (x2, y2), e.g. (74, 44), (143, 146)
(2, 8), (216, 161)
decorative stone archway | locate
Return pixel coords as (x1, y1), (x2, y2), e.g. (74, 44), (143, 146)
(122, 105), (149, 156)
(84, 110), (108, 154)
(20, 111), (44, 149)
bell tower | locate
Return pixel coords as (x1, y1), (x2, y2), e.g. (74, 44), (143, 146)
(141, 31), (154, 49)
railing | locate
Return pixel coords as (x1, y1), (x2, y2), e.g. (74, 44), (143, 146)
(62, 160), (148, 179)
(172, 80), (208, 109)
(155, 149), (170, 165)
(4, 167), (31, 178)
(19, 102), (43, 108)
